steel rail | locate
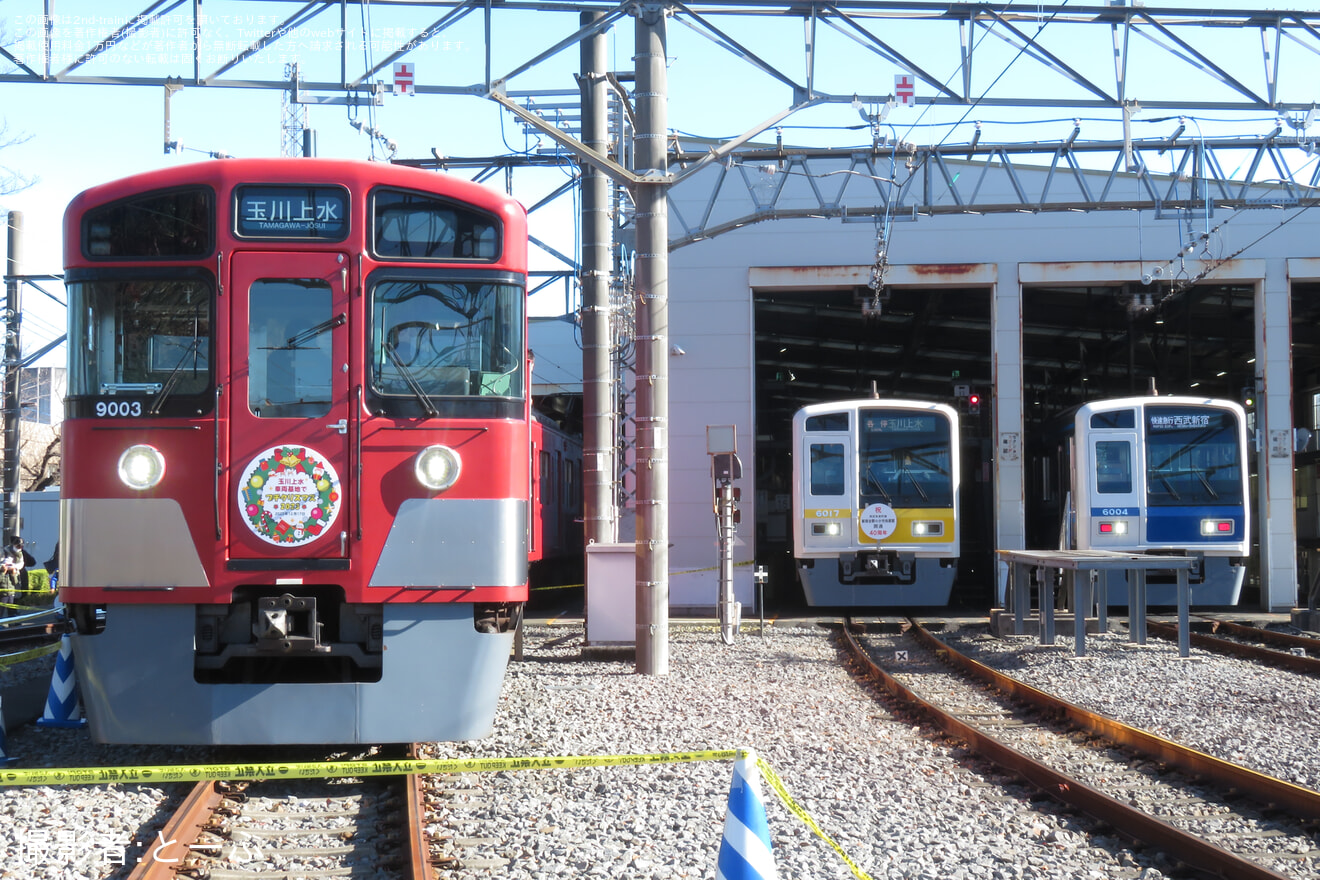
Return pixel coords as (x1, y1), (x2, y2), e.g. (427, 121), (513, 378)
(405, 744), (439, 880)
(840, 618), (1308, 880)
(899, 619), (1320, 821)
(1147, 619), (1320, 677)
(123, 747), (436, 879)
(125, 780), (228, 880)
(1199, 618), (1320, 654)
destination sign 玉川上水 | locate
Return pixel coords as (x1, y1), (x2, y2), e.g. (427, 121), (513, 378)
(868, 416), (937, 433)
(236, 186), (348, 239)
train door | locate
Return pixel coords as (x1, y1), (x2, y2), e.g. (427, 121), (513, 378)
(795, 430), (855, 557)
(1082, 430), (1140, 549)
(227, 252), (353, 560)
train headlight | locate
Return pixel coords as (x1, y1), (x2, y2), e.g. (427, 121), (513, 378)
(1201, 519), (1234, 536)
(415, 444), (462, 491)
(1098, 521), (1128, 536)
(811, 522), (842, 537)
(117, 444), (166, 490)
(912, 521), (944, 537)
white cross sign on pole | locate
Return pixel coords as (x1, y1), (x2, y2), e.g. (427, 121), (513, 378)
(895, 74), (915, 106)
(393, 63), (415, 95)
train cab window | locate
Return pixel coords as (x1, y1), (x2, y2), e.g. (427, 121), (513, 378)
(809, 443), (846, 495)
(67, 274), (214, 416)
(248, 279), (334, 418)
(859, 412), (953, 507)
(805, 412), (849, 432)
(372, 189), (500, 260)
(1145, 407), (1243, 506)
(1090, 409), (1135, 429)
(84, 187), (213, 258)
(1094, 440), (1132, 494)
(368, 277), (524, 415)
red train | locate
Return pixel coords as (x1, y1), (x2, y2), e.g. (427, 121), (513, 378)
(530, 411), (584, 583)
(59, 157), (557, 744)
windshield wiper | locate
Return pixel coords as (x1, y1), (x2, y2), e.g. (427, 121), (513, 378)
(863, 464), (893, 503)
(282, 313), (346, 350)
(148, 338), (203, 415)
(384, 341), (439, 417)
(899, 465), (930, 503)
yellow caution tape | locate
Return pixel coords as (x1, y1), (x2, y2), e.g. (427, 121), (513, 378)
(757, 756), (875, 880)
(0, 640), (61, 667)
(529, 558), (760, 591)
(1, 749), (739, 787)
(0, 602), (51, 612)
(530, 559), (757, 590)
(671, 560), (757, 577)
(530, 581), (585, 592)
(2, 746), (870, 879)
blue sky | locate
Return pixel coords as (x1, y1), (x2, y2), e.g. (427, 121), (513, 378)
(2, 0), (1316, 367)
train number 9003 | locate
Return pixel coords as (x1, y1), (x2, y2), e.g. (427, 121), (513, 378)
(96, 400), (143, 417)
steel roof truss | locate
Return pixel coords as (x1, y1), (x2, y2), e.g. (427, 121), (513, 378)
(671, 3), (805, 97)
(1133, 12), (1267, 107)
(207, 2), (332, 83)
(928, 151), (968, 208)
(820, 6), (963, 103)
(59, 0), (185, 79)
(351, 0), (484, 88)
(978, 10), (1114, 105)
(491, 3), (633, 93)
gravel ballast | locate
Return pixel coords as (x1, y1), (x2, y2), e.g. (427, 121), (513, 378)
(3, 617), (1316, 879)
(422, 622), (1166, 879)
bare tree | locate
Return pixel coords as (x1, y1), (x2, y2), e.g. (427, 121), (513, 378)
(21, 428), (61, 491)
(0, 23), (34, 199)
(0, 121), (32, 198)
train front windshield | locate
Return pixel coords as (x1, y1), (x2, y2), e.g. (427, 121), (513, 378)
(858, 410), (953, 508)
(1145, 406), (1243, 507)
(369, 279), (524, 402)
(67, 276), (214, 415)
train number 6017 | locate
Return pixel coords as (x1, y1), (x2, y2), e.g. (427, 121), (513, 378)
(96, 400), (143, 418)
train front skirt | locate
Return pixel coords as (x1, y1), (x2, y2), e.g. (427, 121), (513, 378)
(72, 603), (512, 745)
(796, 556), (956, 607)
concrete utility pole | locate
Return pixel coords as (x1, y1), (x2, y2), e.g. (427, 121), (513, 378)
(580, 12), (615, 547)
(4, 212), (22, 546)
(633, 3), (670, 675)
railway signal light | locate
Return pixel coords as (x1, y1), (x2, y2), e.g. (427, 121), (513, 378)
(967, 393), (981, 415)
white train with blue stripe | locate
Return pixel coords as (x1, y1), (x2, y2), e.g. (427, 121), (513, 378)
(1044, 396), (1250, 605)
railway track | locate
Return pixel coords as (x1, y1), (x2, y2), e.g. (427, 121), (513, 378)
(842, 617), (1320, 880)
(126, 749), (437, 880)
(0, 607), (66, 659)
(1141, 618), (1320, 676)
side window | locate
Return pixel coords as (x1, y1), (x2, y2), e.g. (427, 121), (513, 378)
(809, 443), (845, 496)
(540, 450), (553, 506)
(1095, 440), (1132, 494)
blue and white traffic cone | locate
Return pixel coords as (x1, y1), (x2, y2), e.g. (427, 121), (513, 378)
(0, 695), (16, 765)
(716, 749), (776, 880)
(36, 634), (87, 729)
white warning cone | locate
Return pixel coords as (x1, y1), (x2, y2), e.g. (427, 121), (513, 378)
(0, 695), (16, 765)
(36, 634), (87, 729)
(716, 749), (776, 880)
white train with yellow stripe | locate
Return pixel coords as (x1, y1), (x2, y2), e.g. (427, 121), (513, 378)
(792, 398), (960, 606)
